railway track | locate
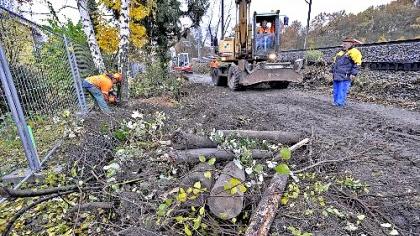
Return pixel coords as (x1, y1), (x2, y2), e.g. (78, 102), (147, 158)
(280, 38), (420, 71)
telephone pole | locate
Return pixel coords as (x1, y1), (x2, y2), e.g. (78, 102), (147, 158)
(221, 0), (225, 39)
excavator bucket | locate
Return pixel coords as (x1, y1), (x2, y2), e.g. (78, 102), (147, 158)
(239, 60), (303, 86)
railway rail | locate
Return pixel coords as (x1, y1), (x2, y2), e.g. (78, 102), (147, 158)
(280, 38), (420, 71)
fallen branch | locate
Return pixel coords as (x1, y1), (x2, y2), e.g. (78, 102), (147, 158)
(3, 191), (73, 236)
(68, 202), (113, 213)
(294, 157), (350, 174)
(245, 138), (309, 236)
(0, 185), (79, 198)
(171, 148), (274, 163)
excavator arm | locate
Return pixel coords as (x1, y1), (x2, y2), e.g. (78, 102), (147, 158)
(235, 0), (251, 57)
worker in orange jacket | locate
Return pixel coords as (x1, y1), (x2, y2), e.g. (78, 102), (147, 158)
(257, 20), (275, 34)
(82, 73), (123, 113)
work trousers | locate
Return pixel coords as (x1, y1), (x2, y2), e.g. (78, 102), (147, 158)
(332, 80), (351, 107)
(82, 80), (111, 113)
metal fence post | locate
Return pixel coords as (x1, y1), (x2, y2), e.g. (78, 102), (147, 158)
(63, 36), (87, 114)
(0, 46), (40, 171)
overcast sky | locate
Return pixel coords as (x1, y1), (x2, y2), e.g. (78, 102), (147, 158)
(21, 0), (395, 26)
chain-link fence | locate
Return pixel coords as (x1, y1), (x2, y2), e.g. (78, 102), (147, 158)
(0, 6), (91, 185)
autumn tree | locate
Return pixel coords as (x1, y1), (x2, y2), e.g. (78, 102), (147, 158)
(144, 0), (210, 65)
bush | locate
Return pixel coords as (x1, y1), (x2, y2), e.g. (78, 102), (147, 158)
(305, 50), (325, 63)
(130, 62), (185, 99)
(192, 61), (211, 74)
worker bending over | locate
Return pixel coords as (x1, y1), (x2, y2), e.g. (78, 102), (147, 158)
(82, 73), (123, 113)
(331, 37), (363, 107)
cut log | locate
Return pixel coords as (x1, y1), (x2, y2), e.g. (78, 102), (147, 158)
(180, 163), (215, 206)
(171, 131), (217, 150)
(208, 161), (245, 220)
(171, 130), (302, 150)
(171, 148), (274, 163)
(219, 130), (302, 144)
(244, 174), (288, 236)
(245, 138), (310, 236)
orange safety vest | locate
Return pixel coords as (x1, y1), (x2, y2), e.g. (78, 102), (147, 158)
(258, 26), (274, 34)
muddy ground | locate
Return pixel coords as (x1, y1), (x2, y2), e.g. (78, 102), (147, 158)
(130, 74), (420, 235)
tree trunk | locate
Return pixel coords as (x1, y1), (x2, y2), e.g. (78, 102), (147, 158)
(171, 130), (302, 150)
(208, 161), (245, 219)
(77, 0), (105, 73)
(180, 163), (215, 206)
(118, 0), (131, 103)
(171, 131), (217, 150)
(219, 130), (302, 144)
(171, 148), (274, 163)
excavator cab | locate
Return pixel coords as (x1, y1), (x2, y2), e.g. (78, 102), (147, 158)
(253, 12), (284, 60)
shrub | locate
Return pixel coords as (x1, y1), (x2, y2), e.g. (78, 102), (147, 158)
(305, 50), (324, 63)
(130, 62), (184, 99)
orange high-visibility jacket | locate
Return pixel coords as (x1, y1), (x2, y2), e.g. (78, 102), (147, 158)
(258, 26), (274, 34)
(85, 74), (113, 95)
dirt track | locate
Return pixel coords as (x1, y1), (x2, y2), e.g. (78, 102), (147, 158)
(131, 76), (420, 235)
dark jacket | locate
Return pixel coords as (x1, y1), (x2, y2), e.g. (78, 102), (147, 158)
(331, 48), (362, 81)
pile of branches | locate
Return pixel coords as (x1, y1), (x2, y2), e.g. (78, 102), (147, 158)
(1, 110), (412, 235)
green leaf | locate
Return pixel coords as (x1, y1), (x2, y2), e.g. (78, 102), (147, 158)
(157, 204), (167, 216)
(193, 188), (200, 195)
(204, 171), (212, 179)
(199, 155), (206, 163)
(177, 190), (187, 203)
(194, 181), (202, 189)
(229, 178), (241, 187)
(175, 216), (184, 223)
(230, 187), (238, 195)
(224, 182), (231, 191)
(199, 207), (205, 216)
(193, 216), (202, 230)
(280, 147), (292, 160)
(184, 224), (192, 236)
(232, 217), (237, 224)
(165, 199), (173, 206)
(253, 164), (264, 174)
(207, 158), (216, 165)
(302, 233), (313, 236)
(274, 163), (290, 175)
(239, 185), (247, 193)
(281, 196), (289, 205)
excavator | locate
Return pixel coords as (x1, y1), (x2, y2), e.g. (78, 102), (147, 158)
(210, 0), (303, 90)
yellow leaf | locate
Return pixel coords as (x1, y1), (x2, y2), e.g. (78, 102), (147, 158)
(231, 187), (238, 195)
(239, 185), (247, 193)
(204, 171), (212, 179)
(281, 196), (289, 205)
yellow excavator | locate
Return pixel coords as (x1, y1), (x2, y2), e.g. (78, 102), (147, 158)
(210, 0), (303, 90)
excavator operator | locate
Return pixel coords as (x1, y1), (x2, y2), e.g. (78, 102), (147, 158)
(257, 20), (274, 34)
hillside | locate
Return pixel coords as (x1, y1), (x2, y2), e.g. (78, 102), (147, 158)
(281, 0), (420, 49)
